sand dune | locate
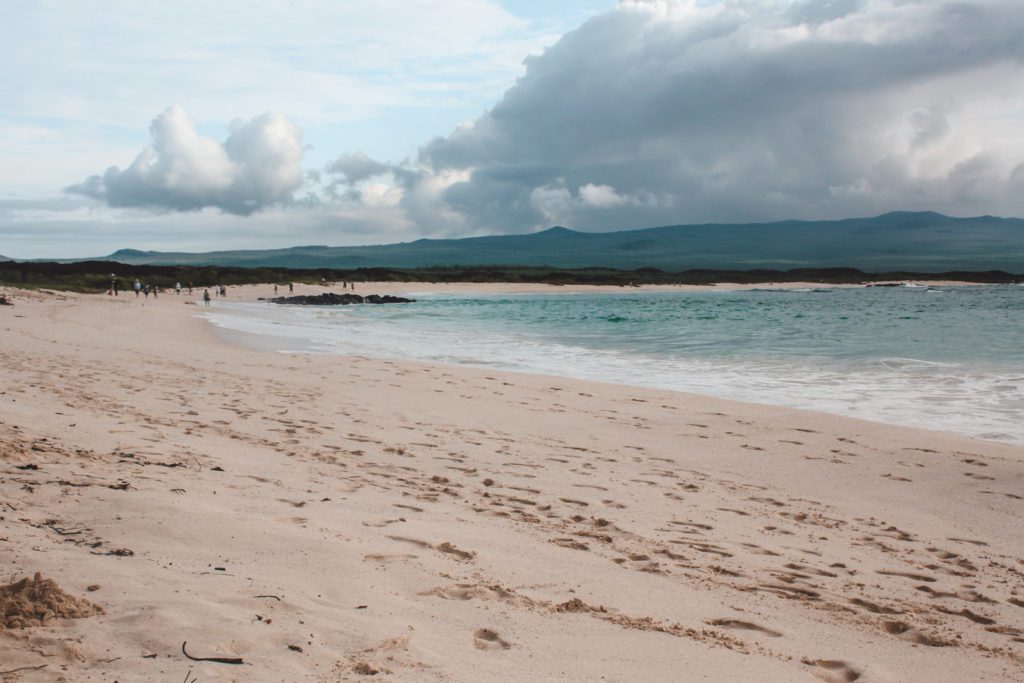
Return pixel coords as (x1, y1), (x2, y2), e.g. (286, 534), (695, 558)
(0, 284), (1021, 681)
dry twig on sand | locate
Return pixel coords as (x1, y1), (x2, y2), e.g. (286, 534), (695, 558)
(181, 641), (244, 665)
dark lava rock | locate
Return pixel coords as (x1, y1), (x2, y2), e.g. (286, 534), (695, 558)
(270, 293), (415, 306)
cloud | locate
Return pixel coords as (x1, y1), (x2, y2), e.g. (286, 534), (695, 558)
(394, 0), (1024, 232)
(579, 183), (627, 208)
(66, 106), (304, 214)
(2, 0), (566, 197)
(325, 151), (391, 185)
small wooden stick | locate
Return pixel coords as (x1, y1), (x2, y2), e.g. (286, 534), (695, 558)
(181, 641), (244, 665)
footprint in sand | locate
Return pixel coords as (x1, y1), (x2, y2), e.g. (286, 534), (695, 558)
(430, 585), (481, 601)
(708, 618), (782, 637)
(876, 569), (936, 583)
(427, 584), (514, 602)
(552, 538), (590, 551)
(670, 521), (713, 531)
(882, 620), (949, 646)
(809, 659), (860, 683)
(364, 553), (417, 563)
(386, 535), (433, 549)
(363, 519), (405, 528)
(849, 597), (902, 615)
(947, 537), (988, 547)
(935, 606), (995, 625)
(437, 542), (475, 561)
(473, 628), (510, 651)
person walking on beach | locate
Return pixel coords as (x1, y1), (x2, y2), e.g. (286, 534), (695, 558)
(203, 289), (211, 306)
(143, 285), (149, 299)
(175, 282), (182, 295)
(289, 282), (293, 293)
(152, 285), (158, 298)
(134, 279), (141, 297)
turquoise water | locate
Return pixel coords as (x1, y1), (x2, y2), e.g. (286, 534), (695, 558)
(206, 285), (1024, 444)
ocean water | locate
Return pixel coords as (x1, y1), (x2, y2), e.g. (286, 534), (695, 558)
(204, 285), (1024, 444)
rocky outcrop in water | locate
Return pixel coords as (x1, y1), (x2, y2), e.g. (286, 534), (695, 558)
(265, 293), (415, 306)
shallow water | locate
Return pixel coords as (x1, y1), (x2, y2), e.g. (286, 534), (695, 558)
(205, 285), (1024, 444)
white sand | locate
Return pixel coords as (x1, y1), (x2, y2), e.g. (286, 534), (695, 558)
(0, 284), (1021, 682)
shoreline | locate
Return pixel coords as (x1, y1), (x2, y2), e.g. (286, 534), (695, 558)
(1, 288), (1022, 681)
(0, 276), (1007, 301)
(252, 279), (998, 296)
(202, 282), (1023, 447)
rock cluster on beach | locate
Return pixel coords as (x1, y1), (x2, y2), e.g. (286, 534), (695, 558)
(265, 292), (415, 305)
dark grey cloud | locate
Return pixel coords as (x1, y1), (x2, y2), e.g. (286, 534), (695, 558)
(66, 106), (305, 215)
(395, 0), (1024, 232)
(325, 151), (391, 185)
(789, 0), (864, 26)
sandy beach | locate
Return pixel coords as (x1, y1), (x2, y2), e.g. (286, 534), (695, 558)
(1, 283), (1022, 682)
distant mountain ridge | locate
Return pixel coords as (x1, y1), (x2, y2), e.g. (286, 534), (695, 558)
(51, 212), (1024, 271)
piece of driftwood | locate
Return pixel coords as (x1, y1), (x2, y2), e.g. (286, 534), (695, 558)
(181, 641), (244, 665)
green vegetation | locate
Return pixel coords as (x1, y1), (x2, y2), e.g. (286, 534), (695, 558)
(0, 260), (1018, 294)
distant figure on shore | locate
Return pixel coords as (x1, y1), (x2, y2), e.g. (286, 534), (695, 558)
(175, 282), (182, 295)
(203, 289), (211, 306)
(109, 273), (118, 296)
(219, 284), (226, 297)
(188, 282), (193, 294)
(289, 283), (294, 293)
(152, 285), (158, 299)
(143, 285), (149, 299)
(274, 284), (278, 294)
(133, 279), (141, 297)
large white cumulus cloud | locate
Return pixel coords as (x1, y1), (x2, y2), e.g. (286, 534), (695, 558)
(393, 0), (1024, 232)
(68, 106), (304, 214)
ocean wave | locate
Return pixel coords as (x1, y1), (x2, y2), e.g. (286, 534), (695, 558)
(202, 289), (1024, 444)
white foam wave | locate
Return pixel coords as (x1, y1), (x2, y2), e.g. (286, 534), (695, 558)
(203, 301), (1024, 445)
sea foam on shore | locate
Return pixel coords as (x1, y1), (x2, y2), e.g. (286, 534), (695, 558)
(205, 285), (1024, 444)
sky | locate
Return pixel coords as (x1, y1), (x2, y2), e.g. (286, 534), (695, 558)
(2, 0), (1024, 258)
